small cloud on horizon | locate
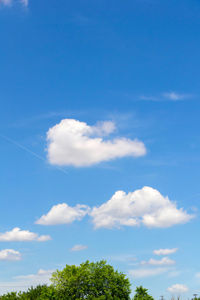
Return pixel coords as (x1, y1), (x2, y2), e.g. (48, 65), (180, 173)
(141, 257), (175, 266)
(70, 244), (88, 252)
(129, 267), (169, 278)
(0, 269), (54, 295)
(154, 248), (178, 256)
(167, 284), (189, 294)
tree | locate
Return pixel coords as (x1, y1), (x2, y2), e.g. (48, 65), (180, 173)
(0, 292), (18, 300)
(133, 286), (154, 300)
(51, 260), (131, 300)
(0, 285), (57, 300)
(18, 285), (57, 300)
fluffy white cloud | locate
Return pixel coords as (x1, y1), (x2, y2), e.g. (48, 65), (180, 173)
(154, 248), (178, 256)
(141, 257), (175, 266)
(46, 119), (146, 167)
(36, 203), (89, 225)
(0, 228), (51, 242)
(0, 269), (53, 295)
(0, 249), (21, 261)
(129, 267), (168, 278)
(70, 244), (88, 252)
(0, 0), (28, 6)
(90, 186), (193, 229)
(36, 187), (193, 229)
(167, 284), (188, 294)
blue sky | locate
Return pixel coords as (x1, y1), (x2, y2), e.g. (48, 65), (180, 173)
(0, 0), (200, 298)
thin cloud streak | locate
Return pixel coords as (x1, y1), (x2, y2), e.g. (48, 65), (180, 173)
(139, 92), (192, 102)
(0, 134), (68, 175)
(0, 0), (28, 6)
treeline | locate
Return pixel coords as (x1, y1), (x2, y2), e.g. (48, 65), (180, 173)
(0, 260), (196, 300)
(0, 285), (56, 300)
(0, 285), (153, 300)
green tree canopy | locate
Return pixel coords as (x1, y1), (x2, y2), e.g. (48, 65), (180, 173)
(133, 286), (154, 300)
(51, 260), (131, 300)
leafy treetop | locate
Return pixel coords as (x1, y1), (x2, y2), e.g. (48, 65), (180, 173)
(51, 260), (131, 300)
(133, 286), (154, 300)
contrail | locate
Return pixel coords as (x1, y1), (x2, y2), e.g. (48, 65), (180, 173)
(0, 134), (68, 175)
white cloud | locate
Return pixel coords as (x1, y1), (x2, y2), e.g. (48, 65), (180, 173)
(90, 121), (116, 136)
(36, 203), (89, 226)
(0, 0), (28, 6)
(129, 267), (168, 278)
(36, 187), (193, 229)
(141, 257), (175, 266)
(70, 244), (88, 252)
(46, 119), (146, 167)
(168, 284), (188, 294)
(154, 248), (178, 256)
(0, 228), (51, 242)
(0, 249), (21, 261)
(0, 269), (53, 295)
(90, 186), (193, 229)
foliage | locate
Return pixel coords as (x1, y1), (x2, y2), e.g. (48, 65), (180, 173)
(0, 292), (18, 300)
(0, 262), (161, 300)
(0, 285), (57, 300)
(51, 260), (131, 300)
(133, 286), (154, 300)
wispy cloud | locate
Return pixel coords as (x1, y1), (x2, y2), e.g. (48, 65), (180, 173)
(129, 267), (169, 278)
(70, 245), (88, 252)
(141, 257), (175, 266)
(140, 92), (191, 102)
(162, 92), (187, 101)
(0, 0), (12, 5)
(168, 270), (181, 278)
(0, 0), (28, 7)
(167, 284), (188, 294)
(0, 269), (53, 295)
(20, 0), (28, 6)
(0, 134), (68, 175)
(109, 254), (137, 263)
(154, 248), (178, 256)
